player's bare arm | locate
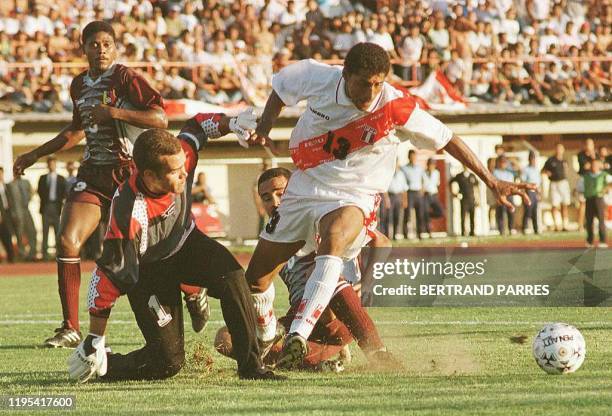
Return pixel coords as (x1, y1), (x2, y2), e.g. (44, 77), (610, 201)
(90, 104), (167, 129)
(444, 135), (536, 210)
(248, 90), (285, 153)
(13, 124), (85, 176)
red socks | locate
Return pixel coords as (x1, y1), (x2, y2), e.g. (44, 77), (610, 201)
(329, 285), (384, 352)
(57, 257), (81, 331)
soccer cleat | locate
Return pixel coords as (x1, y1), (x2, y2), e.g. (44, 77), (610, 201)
(259, 322), (285, 361)
(276, 333), (308, 369)
(239, 367), (287, 381)
(366, 348), (404, 370)
(185, 288), (210, 333)
(44, 323), (82, 349)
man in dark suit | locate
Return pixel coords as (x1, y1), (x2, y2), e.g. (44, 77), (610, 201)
(38, 157), (66, 260)
(0, 167), (15, 263)
(450, 168), (479, 237)
(8, 175), (38, 261)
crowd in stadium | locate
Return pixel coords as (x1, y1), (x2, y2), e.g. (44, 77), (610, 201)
(0, 0), (609, 113)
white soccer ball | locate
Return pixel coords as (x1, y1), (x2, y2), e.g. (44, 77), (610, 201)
(532, 323), (586, 374)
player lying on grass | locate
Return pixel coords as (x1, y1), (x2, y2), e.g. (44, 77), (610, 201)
(12, 20), (208, 348)
(68, 111), (284, 382)
(215, 167), (397, 372)
(244, 42), (537, 368)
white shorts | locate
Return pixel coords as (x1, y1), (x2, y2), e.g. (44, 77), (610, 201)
(550, 179), (571, 207)
(259, 170), (377, 260)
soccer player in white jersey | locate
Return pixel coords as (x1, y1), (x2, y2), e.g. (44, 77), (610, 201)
(245, 43), (535, 367)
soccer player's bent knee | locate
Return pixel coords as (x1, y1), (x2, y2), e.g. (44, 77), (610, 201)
(249, 275), (274, 293)
(58, 233), (83, 257)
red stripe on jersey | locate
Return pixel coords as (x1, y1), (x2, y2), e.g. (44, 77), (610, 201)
(181, 139), (198, 173)
(88, 268), (120, 316)
(290, 94), (416, 170)
(194, 112), (223, 125)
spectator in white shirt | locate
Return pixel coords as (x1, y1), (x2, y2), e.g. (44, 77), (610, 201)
(428, 18), (450, 59)
(539, 25), (559, 54)
(559, 22), (581, 52)
(548, 3), (569, 36)
(333, 21), (357, 56)
(180, 2), (199, 32)
(499, 7), (520, 44)
(399, 25), (424, 80)
(279, 1), (302, 27)
(368, 21), (398, 59)
(526, 0), (551, 23)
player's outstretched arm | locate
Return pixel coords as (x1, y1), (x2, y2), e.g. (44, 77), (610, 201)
(444, 135), (536, 211)
(248, 90), (285, 153)
(13, 125), (85, 176)
(90, 104), (167, 129)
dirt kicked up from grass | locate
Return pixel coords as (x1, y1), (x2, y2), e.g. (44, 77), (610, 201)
(0, 272), (610, 415)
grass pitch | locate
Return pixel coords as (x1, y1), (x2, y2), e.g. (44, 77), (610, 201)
(0, 268), (611, 415)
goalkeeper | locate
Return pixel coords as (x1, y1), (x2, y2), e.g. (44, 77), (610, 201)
(68, 110), (283, 382)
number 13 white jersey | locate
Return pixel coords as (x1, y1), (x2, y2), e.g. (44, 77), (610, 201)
(272, 59), (453, 195)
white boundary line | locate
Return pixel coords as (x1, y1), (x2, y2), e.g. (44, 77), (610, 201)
(1, 319), (610, 326)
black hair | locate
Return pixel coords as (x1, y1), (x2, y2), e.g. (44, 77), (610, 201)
(257, 167), (292, 189)
(344, 42), (390, 76)
(82, 20), (116, 44)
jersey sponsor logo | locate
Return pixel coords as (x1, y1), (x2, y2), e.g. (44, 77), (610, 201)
(308, 106), (331, 120)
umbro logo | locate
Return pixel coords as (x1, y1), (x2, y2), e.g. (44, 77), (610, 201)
(309, 106), (330, 120)
(161, 202), (177, 219)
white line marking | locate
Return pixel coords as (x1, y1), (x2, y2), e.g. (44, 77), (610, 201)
(0, 320), (610, 326)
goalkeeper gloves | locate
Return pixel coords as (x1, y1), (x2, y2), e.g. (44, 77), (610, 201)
(229, 107), (258, 148)
(67, 334), (108, 383)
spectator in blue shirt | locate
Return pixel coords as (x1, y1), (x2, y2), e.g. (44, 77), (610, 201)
(520, 151), (542, 234)
(401, 150), (426, 240)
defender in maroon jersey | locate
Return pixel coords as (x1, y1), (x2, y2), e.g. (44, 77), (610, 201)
(13, 21), (167, 348)
(68, 112), (282, 381)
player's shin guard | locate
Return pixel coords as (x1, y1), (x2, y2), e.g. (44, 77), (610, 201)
(289, 255), (343, 339)
(221, 271), (264, 376)
(330, 284), (384, 352)
(252, 283), (277, 342)
(57, 257), (81, 331)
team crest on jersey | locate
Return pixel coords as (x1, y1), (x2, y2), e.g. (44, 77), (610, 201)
(360, 125), (377, 144)
(102, 90), (117, 105)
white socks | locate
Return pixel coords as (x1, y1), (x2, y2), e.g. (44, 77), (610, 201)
(290, 255), (343, 339)
(252, 283), (277, 342)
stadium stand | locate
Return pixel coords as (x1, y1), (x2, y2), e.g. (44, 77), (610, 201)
(0, 0), (609, 114)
